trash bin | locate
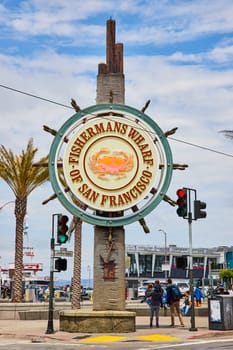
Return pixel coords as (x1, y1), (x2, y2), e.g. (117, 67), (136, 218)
(24, 288), (31, 302)
(208, 295), (233, 330)
(24, 287), (36, 302)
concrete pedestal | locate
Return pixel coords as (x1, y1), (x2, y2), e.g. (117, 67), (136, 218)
(59, 309), (136, 333)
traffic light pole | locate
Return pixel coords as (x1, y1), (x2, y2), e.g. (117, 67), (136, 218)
(176, 187), (206, 331)
(46, 215), (56, 334)
(188, 211), (197, 332)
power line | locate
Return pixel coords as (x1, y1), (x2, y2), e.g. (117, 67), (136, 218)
(0, 83), (233, 158)
(0, 84), (73, 109)
(168, 137), (233, 158)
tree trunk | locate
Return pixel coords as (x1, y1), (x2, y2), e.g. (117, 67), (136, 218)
(71, 216), (82, 309)
(12, 198), (27, 303)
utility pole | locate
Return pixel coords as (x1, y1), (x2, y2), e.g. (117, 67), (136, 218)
(188, 210), (197, 332)
(46, 214), (56, 334)
(176, 187), (198, 331)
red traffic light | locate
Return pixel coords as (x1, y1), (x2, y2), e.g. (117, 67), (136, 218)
(176, 188), (188, 218)
(176, 189), (186, 198)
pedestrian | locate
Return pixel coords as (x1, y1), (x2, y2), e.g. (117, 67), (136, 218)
(38, 286), (44, 302)
(194, 286), (203, 307)
(214, 280), (223, 295)
(207, 285), (214, 298)
(223, 288), (229, 295)
(141, 283), (153, 305)
(180, 291), (191, 316)
(147, 280), (163, 328)
(228, 284), (233, 295)
(166, 278), (184, 327)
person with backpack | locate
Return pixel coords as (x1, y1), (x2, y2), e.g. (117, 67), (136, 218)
(166, 278), (184, 327)
(147, 280), (163, 328)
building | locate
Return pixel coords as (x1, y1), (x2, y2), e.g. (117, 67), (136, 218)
(125, 244), (233, 288)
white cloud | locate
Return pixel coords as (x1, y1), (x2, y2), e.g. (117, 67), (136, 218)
(0, 0), (232, 279)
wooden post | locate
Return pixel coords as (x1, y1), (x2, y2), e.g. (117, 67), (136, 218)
(93, 18), (126, 311)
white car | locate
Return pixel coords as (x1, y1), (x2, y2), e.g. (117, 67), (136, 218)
(137, 286), (147, 299)
(177, 282), (189, 296)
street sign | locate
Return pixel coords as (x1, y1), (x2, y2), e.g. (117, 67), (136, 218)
(162, 264), (170, 271)
(54, 248), (73, 257)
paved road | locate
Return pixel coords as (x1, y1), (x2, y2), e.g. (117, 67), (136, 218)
(0, 338), (233, 350)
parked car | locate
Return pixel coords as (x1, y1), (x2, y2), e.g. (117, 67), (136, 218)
(176, 282), (189, 296)
(137, 286), (147, 299)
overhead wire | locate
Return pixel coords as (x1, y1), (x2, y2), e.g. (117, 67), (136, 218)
(168, 137), (233, 158)
(0, 83), (233, 159)
(0, 84), (73, 109)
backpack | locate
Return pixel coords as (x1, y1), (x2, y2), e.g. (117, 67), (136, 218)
(171, 285), (181, 301)
(145, 296), (152, 305)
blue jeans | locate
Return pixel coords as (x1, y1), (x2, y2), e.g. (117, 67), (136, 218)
(150, 305), (160, 326)
(180, 303), (191, 316)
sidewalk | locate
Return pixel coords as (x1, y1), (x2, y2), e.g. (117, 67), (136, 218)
(0, 316), (233, 344)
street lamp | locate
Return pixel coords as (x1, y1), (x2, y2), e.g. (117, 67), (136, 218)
(158, 229), (168, 278)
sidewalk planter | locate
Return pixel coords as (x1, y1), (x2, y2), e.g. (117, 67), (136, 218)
(60, 310), (136, 333)
(208, 295), (233, 330)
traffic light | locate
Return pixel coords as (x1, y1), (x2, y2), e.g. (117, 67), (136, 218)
(57, 215), (69, 244)
(176, 188), (188, 218)
(194, 200), (207, 219)
(55, 258), (67, 272)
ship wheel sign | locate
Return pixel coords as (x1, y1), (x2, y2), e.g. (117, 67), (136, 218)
(48, 103), (177, 227)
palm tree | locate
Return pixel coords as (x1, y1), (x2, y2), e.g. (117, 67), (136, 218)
(70, 216), (82, 309)
(0, 139), (49, 302)
(220, 130), (233, 139)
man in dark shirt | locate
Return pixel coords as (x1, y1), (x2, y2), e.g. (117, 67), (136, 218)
(148, 280), (163, 328)
(166, 278), (184, 327)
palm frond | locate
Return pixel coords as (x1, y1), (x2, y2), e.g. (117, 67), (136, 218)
(219, 130), (233, 139)
(0, 139), (49, 197)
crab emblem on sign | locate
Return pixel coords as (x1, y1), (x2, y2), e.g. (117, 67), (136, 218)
(89, 148), (134, 179)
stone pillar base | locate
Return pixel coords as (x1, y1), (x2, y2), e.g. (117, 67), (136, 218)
(59, 309), (136, 333)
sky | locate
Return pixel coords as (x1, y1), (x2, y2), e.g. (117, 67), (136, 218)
(0, 0), (233, 282)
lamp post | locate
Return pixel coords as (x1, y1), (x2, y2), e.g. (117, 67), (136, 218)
(158, 229), (167, 278)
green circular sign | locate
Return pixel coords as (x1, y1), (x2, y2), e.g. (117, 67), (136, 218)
(48, 103), (173, 226)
